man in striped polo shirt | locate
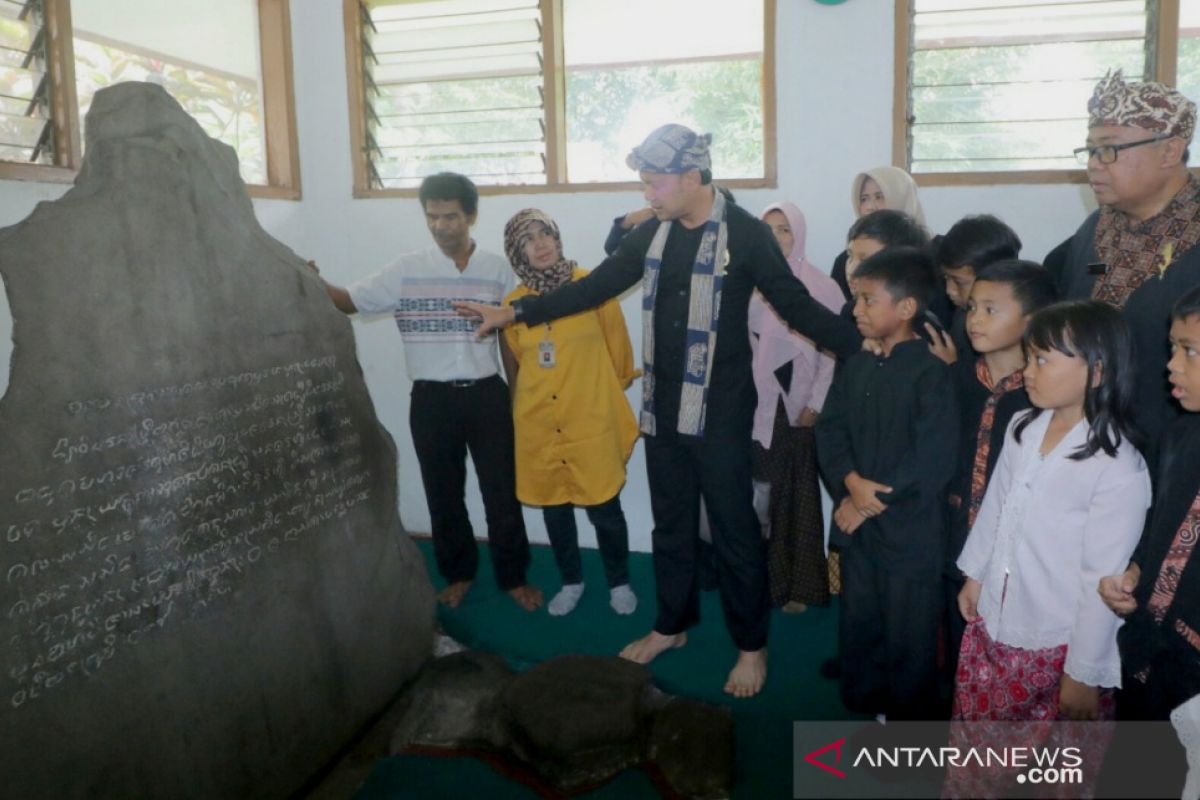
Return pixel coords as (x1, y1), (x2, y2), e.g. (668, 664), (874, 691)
(319, 172), (542, 612)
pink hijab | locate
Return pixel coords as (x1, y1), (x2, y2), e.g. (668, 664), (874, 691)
(750, 202), (844, 358)
(750, 203), (845, 445)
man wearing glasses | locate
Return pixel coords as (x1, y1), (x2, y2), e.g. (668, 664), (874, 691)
(1059, 70), (1200, 451)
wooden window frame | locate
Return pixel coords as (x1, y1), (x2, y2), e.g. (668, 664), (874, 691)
(344, 0), (778, 198)
(0, 0), (302, 200)
(893, 0), (1186, 188)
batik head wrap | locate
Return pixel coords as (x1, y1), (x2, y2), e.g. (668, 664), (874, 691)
(850, 166), (927, 226)
(1088, 69), (1196, 141)
(626, 124), (712, 174)
(503, 208), (577, 295)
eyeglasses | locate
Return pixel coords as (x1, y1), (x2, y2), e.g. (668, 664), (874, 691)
(1074, 134), (1171, 166)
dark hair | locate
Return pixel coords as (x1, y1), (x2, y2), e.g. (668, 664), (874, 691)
(718, 185), (735, 204)
(699, 168), (713, 185)
(418, 172), (479, 216)
(1172, 285), (1200, 322)
(847, 209), (928, 249)
(1014, 300), (1141, 460)
(936, 214), (1022, 272)
(852, 246), (938, 316)
(972, 259), (1058, 316)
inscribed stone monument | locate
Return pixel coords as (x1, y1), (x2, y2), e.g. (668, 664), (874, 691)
(0, 82), (435, 798)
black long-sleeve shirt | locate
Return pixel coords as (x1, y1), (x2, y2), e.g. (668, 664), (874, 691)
(815, 339), (959, 556)
(1120, 416), (1200, 718)
(513, 203), (863, 435)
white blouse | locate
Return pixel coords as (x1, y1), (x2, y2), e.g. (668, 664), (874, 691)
(957, 411), (1151, 688)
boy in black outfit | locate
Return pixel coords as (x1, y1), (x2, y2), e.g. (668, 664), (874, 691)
(816, 247), (959, 719)
(942, 260), (1057, 699)
(930, 214), (1022, 361)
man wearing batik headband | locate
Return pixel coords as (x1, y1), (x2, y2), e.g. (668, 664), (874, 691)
(456, 124), (862, 699)
(1059, 70), (1200, 451)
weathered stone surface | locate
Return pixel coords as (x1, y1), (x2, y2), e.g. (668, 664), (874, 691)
(0, 82), (435, 799)
(389, 652), (733, 798)
(389, 650), (515, 751)
(498, 654), (653, 790)
(649, 697), (735, 800)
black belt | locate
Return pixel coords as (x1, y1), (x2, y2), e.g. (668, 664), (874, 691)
(415, 376), (494, 388)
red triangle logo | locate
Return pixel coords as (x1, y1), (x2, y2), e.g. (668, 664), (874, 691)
(804, 737), (847, 779)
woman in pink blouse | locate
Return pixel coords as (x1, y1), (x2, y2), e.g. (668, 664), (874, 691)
(752, 202), (844, 611)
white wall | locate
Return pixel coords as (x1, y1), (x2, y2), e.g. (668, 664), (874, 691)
(0, 0), (1100, 553)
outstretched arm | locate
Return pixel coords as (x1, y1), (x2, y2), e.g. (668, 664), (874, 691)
(746, 231), (863, 358)
(456, 225), (650, 337)
(307, 260), (357, 314)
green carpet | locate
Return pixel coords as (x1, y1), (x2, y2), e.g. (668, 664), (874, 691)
(355, 538), (867, 799)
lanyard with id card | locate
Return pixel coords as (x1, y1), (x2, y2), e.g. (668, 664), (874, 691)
(538, 324), (556, 368)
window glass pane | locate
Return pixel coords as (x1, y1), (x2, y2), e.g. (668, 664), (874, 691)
(0, 0), (54, 165)
(71, 0), (267, 184)
(1178, 1), (1200, 166)
(909, 0), (1150, 174)
(363, 0), (545, 189)
(563, 0), (764, 183)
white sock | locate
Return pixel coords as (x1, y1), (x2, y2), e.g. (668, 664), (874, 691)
(875, 713), (887, 725)
(609, 584), (637, 615)
(548, 583), (584, 616)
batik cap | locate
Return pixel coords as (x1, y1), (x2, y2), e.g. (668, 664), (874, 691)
(625, 124), (712, 174)
(1088, 69), (1196, 141)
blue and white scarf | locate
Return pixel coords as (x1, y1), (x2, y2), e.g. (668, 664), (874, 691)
(640, 188), (728, 437)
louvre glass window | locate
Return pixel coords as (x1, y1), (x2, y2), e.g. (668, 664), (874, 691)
(357, 0), (547, 189)
(561, 0), (765, 183)
(351, 0), (770, 191)
(1177, 0), (1199, 164)
(0, 0), (54, 165)
(71, 0), (268, 184)
(905, 0), (1152, 174)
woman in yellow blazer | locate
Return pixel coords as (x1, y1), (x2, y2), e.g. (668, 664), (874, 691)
(501, 208), (640, 616)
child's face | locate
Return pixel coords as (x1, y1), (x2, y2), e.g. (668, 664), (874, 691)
(853, 277), (911, 341)
(1168, 313), (1200, 412)
(966, 280), (1027, 355)
(845, 236), (885, 285)
(1022, 343), (1089, 414)
(942, 264), (976, 309)
(764, 210), (795, 257)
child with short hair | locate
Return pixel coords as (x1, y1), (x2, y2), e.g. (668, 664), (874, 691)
(946, 300), (1151, 796)
(931, 215), (1023, 360)
(815, 246), (959, 718)
(942, 259), (1058, 698)
(1097, 286), (1200, 796)
(842, 209), (929, 291)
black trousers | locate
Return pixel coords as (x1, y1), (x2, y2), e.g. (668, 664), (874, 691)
(409, 375), (530, 591)
(644, 427), (769, 652)
(839, 535), (941, 719)
(542, 494), (630, 588)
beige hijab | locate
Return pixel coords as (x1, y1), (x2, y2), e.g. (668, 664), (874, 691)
(851, 166), (926, 227)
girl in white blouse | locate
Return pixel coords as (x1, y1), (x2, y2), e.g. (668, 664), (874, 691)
(955, 301), (1151, 723)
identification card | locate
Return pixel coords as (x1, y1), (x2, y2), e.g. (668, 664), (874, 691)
(538, 340), (556, 368)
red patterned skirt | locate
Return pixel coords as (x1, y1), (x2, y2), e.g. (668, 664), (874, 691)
(944, 619), (1114, 798)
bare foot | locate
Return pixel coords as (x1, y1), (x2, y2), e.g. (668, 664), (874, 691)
(507, 584), (544, 612)
(724, 649), (767, 698)
(618, 630), (687, 664)
(437, 580), (472, 608)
